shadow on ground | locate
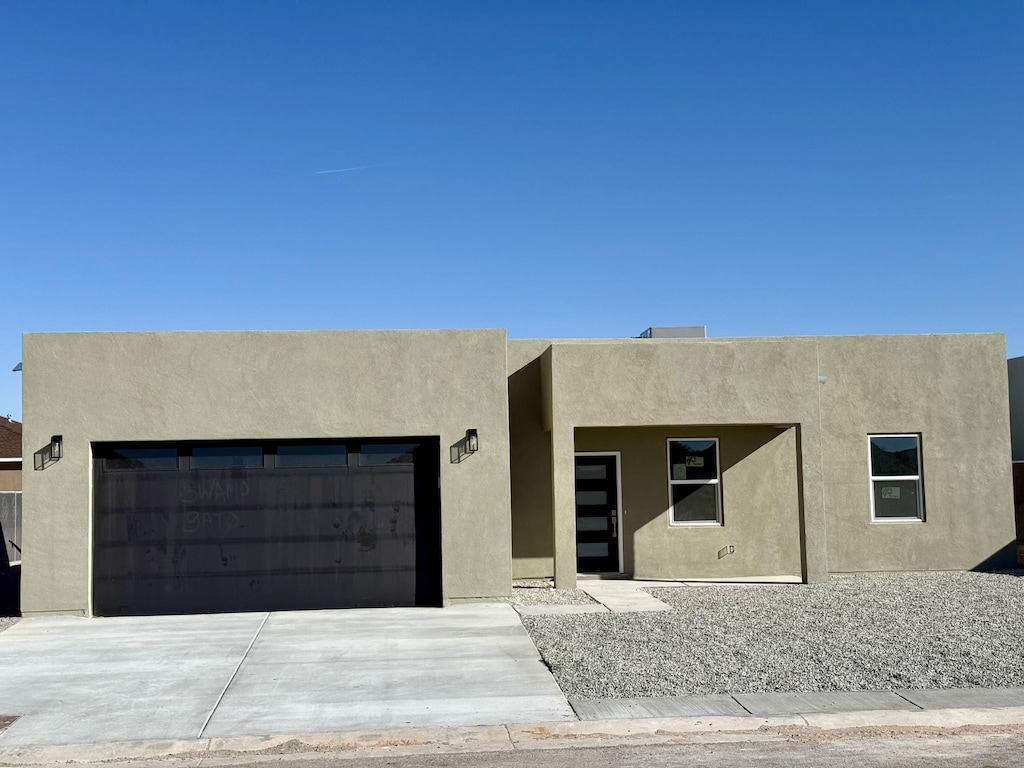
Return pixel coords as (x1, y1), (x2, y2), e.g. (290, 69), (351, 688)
(0, 565), (20, 617)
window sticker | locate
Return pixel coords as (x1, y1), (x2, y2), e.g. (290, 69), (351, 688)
(685, 456), (704, 467)
(881, 486), (901, 500)
(672, 465), (687, 480)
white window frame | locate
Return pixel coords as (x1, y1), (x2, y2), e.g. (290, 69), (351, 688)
(666, 437), (722, 527)
(868, 433), (924, 523)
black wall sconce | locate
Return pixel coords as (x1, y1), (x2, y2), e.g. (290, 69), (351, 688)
(466, 429), (479, 453)
(50, 434), (63, 461)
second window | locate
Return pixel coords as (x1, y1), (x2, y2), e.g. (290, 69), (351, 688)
(667, 438), (722, 525)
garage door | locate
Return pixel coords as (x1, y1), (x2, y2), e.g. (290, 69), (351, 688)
(92, 439), (441, 616)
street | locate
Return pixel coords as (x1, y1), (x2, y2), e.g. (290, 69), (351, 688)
(120, 731), (1024, 768)
(218, 737), (1024, 768)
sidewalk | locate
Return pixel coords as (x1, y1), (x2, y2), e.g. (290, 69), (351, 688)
(3, 696), (1024, 766)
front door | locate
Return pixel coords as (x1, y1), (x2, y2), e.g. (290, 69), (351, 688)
(574, 454), (620, 573)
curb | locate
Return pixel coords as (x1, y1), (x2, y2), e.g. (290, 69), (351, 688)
(4, 706), (1024, 765)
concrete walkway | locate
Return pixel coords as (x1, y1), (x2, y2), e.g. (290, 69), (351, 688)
(514, 579), (689, 615)
(0, 604), (574, 748)
(570, 687), (1024, 719)
(577, 579), (674, 611)
(515, 578), (806, 616)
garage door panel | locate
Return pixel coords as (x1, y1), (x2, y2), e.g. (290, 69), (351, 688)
(93, 439), (440, 616)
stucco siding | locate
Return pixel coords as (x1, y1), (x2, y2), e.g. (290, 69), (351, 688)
(539, 333), (1014, 587)
(508, 340), (554, 578)
(575, 426), (802, 579)
(0, 466), (20, 492)
(22, 329), (513, 615)
(819, 335), (1016, 572)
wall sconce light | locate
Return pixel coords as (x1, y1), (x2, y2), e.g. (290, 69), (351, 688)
(51, 434), (63, 461)
(466, 429), (479, 453)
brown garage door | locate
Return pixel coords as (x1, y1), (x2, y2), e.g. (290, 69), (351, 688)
(92, 438), (441, 616)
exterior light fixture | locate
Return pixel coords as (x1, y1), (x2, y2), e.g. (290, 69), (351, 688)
(466, 429), (479, 453)
(51, 434), (63, 461)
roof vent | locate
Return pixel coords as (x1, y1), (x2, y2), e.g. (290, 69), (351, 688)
(638, 326), (707, 339)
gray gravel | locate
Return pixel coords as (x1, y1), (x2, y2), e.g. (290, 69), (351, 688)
(520, 571), (1024, 699)
(508, 580), (597, 606)
(0, 616), (18, 633)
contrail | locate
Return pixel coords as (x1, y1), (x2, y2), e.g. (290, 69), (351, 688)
(315, 164), (385, 174)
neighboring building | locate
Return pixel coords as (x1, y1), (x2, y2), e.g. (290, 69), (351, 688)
(19, 329), (1017, 617)
(0, 417), (21, 492)
(0, 417), (22, 581)
(1009, 356), (1024, 562)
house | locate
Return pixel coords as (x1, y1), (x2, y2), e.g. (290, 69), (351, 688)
(0, 416), (22, 601)
(0, 417), (20, 492)
(18, 329), (1017, 617)
(1009, 355), (1024, 562)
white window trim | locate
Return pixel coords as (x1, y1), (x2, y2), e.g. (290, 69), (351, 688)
(667, 437), (722, 527)
(868, 433), (924, 523)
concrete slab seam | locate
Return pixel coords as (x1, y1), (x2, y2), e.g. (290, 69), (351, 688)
(197, 612), (270, 739)
(892, 690), (926, 711)
(729, 695), (755, 715)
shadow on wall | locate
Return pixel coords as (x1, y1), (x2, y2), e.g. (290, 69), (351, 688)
(509, 357), (553, 564)
(971, 542), (1020, 571)
(625, 427), (791, 535)
(33, 442), (58, 471)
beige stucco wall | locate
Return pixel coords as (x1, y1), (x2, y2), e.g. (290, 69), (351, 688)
(521, 333), (1015, 588)
(508, 340), (554, 578)
(1010, 356), (1024, 463)
(819, 335), (1015, 573)
(22, 329), (513, 615)
(575, 426), (802, 579)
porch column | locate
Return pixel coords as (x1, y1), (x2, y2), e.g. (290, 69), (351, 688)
(797, 422), (829, 583)
(551, 423), (577, 589)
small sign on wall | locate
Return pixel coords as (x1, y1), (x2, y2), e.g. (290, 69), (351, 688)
(881, 486), (901, 500)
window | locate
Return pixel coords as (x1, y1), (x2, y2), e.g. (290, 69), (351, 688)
(191, 445), (264, 470)
(358, 444), (416, 466)
(667, 438), (721, 525)
(869, 434), (923, 521)
(276, 444), (348, 468)
(101, 447), (179, 471)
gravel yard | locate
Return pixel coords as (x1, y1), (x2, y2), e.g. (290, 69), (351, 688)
(0, 616), (18, 633)
(520, 571), (1024, 700)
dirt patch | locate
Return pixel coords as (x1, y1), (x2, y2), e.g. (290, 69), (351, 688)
(172, 736), (431, 760)
(0, 715), (19, 732)
(517, 721), (1024, 746)
(756, 722), (1024, 742)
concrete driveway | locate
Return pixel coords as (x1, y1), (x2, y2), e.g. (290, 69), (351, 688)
(0, 604), (574, 747)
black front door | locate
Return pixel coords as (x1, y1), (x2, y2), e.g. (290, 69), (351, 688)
(575, 454), (620, 573)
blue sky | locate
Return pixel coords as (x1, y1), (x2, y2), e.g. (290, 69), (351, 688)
(2, 0), (1022, 420)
